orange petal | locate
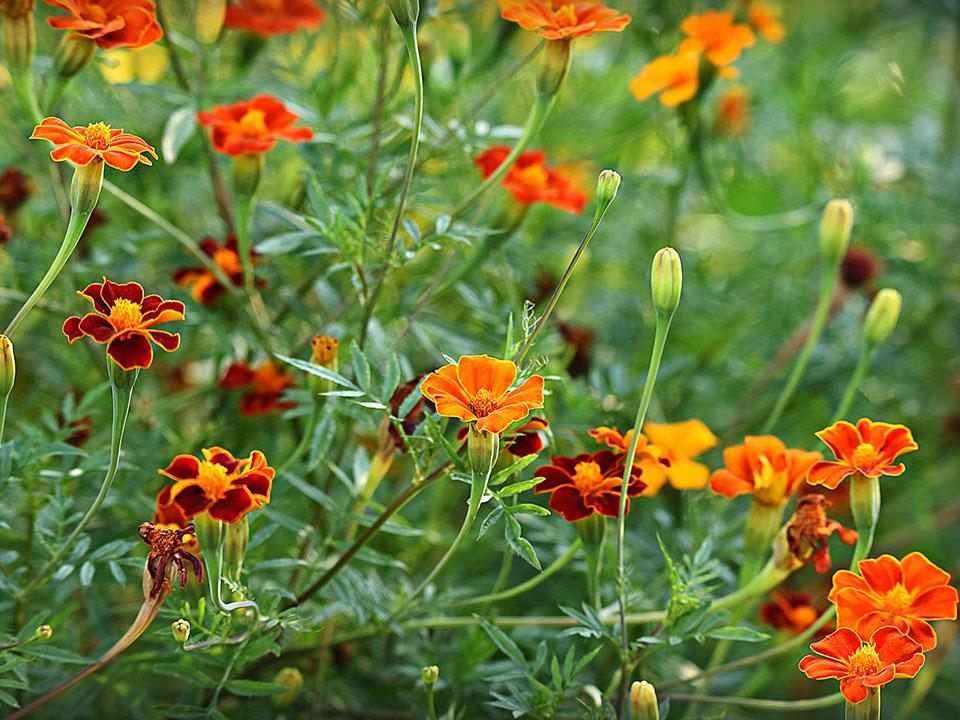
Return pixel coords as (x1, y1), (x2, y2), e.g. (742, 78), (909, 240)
(456, 354), (517, 399)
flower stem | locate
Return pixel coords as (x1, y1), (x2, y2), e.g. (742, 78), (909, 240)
(832, 340), (878, 422)
(11, 67), (41, 123)
(845, 687), (880, 719)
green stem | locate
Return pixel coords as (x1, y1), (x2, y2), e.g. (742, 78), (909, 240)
(11, 68), (41, 123)
(0, 395), (8, 448)
(235, 196), (256, 296)
(280, 400), (322, 473)
(832, 341), (878, 422)
(845, 687), (880, 720)
(426, 683), (437, 720)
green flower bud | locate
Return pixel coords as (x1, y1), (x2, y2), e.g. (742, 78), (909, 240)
(70, 159), (104, 216)
(171, 619), (191, 645)
(819, 199), (853, 262)
(2, 12), (35, 71)
(387, 0), (419, 27)
(196, 0), (226, 44)
(596, 169), (620, 207)
(650, 247), (682, 316)
(0, 335), (15, 397)
(421, 665), (440, 685)
(309, 335), (339, 395)
(223, 517), (249, 582)
(35, 624), (52, 641)
(271, 667), (303, 708)
(863, 288), (901, 346)
(537, 39), (571, 98)
(52, 32), (95, 80)
(630, 680), (659, 720)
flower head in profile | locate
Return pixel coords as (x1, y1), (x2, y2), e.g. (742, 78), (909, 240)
(807, 419), (918, 489)
(419, 355), (544, 435)
(45, 0), (163, 50)
(830, 553), (958, 651)
(219, 360), (296, 416)
(63, 279), (184, 370)
(158, 447), (274, 524)
(799, 626), (924, 704)
(475, 147), (587, 214)
(630, 52), (700, 107)
(711, 435), (821, 507)
(497, 0), (631, 40)
(716, 85), (750, 136)
(139, 521), (203, 599)
(760, 591), (827, 636)
(748, 2), (786, 43)
(225, 0), (325, 37)
(781, 495), (857, 574)
(534, 450), (644, 521)
(197, 95), (313, 157)
(173, 235), (256, 305)
(678, 11), (755, 66)
(31, 117), (156, 170)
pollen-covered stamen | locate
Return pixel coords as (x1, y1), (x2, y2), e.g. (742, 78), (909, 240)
(554, 3), (579, 26)
(238, 109), (269, 136)
(108, 298), (144, 331)
(84, 122), (112, 150)
(195, 460), (232, 500)
(468, 388), (500, 418)
(848, 643), (884, 676)
(852, 442), (881, 470)
(571, 460), (605, 493)
(883, 584), (915, 615)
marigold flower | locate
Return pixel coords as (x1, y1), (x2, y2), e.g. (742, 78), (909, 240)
(225, 0), (325, 37)
(711, 435), (821, 507)
(0, 167), (32, 213)
(840, 247), (882, 291)
(419, 355), (544, 435)
(830, 553), (958, 652)
(474, 147), (587, 214)
(62, 279), (184, 370)
(716, 85), (750, 136)
(31, 117), (156, 171)
(678, 11), (755, 67)
(139, 522), (203, 599)
(807, 419), (918, 489)
(630, 52), (699, 107)
(45, 0), (162, 50)
(197, 94), (313, 157)
(799, 626), (924, 704)
(219, 360), (296, 416)
(748, 1), (786, 43)
(172, 235), (255, 305)
(497, 0), (631, 40)
(783, 495), (857, 574)
(534, 450), (644, 521)
(760, 591), (827, 636)
(158, 447), (274, 524)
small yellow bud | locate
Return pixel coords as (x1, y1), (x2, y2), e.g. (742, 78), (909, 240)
(0, 335), (15, 397)
(537, 39), (571, 98)
(309, 335), (339, 395)
(387, 0), (419, 27)
(596, 170), (621, 207)
(35, 624), (52, 641)
(819, 199), (854, 261)
(650, 247), (682, 316)
(171, 619), (190, 645)
(2, 12), (34, 70)
(196, 0), (226, 44)
(421, 665), (440, 685)
(863, 288), (901, 346)
(271, 667), (304, 708)
(630, 680), (659, 720)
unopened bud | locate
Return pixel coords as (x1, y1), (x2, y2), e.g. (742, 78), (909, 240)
(52, 32), (95, 80)
(863, 288), (901, 346)
(819, 199), (853, 262)
(597, 170), (620, 207)
(35, 624), (52, 641)
(421, 665), (439, 685)
(308, 334), (339, 394)
(630, 680), (659, 720)
(171, 618), (190, 645)
(537, 39), (572, 98)
(0, 335), (15, 397)
(196, 0), (226, 44)
(387, 0), (419, 27)
(223, 517), (249, 582)
(650, 247), (682, 316)
(446, 20), (471, 65)
(2, 12), (34, 71)
(232, 153), (263, 199)
(271, 667), (303, 708)
(0, 0), (36, 18)
(69, 159), (104, 216)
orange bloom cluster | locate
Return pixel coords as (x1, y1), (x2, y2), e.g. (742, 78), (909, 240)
(475, 147), (587, 214)
(225, 0), (325, 37)
(220, 360), (296, 416)
(46, 0), (163, 50)
(710, 435), (821, 507)
(173, 236), (256, 305)
(808, 418), (918, 489)
(198, 95), (312, 157)
(534, 450), (644, 521)
(31, 117), (156, 171)
(497, 0), (630, 40)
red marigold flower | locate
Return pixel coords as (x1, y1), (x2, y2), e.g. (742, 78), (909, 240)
(225, 0), (325, 37)
(760, 591), (827, 636)
(679, 11), (755, 67)
(711, 435), (821, 507)
(419, 355), (544, 435)
(497, 0), (631, 40)
(197, 94), (313, 157)
(630, 52), (700, 107)
(807, 419), (918, 489)
(783, 495), (857, 574)
(46, 0), (162, 50)
(799, 626), (924, 704)
(830, 553), (958, 652)
(557, 322), (594, 377)
(474, 147), (587, 214)
(172, 235), (256, 305)
(219, 360), (296, 416)
(748, 1), (786, 44)
(62, 279), (184, 370)
(0, 167), (33, 214)
(31, 117), (156, 171)
(534, 450), (644, 521)
(158, 446), (274, 524)
(716, 85), (750, 136)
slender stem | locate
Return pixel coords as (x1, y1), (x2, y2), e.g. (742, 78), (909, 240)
(0, 395), (8, 448)
(845, 687), (880, 719)
(426, 684), (437, 720)
(667, 692), (842, 712)
(11, 68), (41, 123)
(832, 341), (878, 422)
(235, 196), (256, 296)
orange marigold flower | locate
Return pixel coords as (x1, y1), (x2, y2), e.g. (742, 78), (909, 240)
(799, 626), (924, 704)
(748, 1), (786, 43)
(716, 84), (750, 136)
(173, 235), (256, 305)
(158, 447), (274, 524)
(629, 52), (700, 107)
(219, 360), (296, 416)
(62, 278), (184, 370)
(419, 355), (544, 435)
(45, 0), (163, 50)
(197, 94), (313, 157)
(678, 11), (755, 67)
(497, 0), (630, 40)
(711, 435), (821, 507)
(225, 0), (325, 37)
(760, 591), (827, 636)
(783, 495), (857, 574)
(830, 553), (958, 652)
(534, 450), (644, 521)
(31, 117), (156, 171)
(807, 419), (918, 489)
(474, 147), (587, 214)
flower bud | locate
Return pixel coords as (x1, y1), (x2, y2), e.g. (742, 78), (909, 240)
(630, 680), (659, 720)
(467, 424), (499, 474)
(52, 32), (95, 80)
(35, 624), (52, 641)
(271, 667), (303, 708)
(0, 0), (36, 18)
(863, 288), (901, 346)
(650, 247), (682, 316)
(421, 665), (439, 685)
(0, 335), (15, 397)
(2, 12), (35, 71)
(596, 169), (620, 207)
(223, 516), (249, 582)
(232, 153), (263, 199)
(537, 39), (572, 98)
(70, 159), (104, 216)
(387, 0), (419, 27)
(171, 618), (190, 645)
(819, 199), (853, 262)
(196, 0), (226, 44)
(309, 334), (339, 395)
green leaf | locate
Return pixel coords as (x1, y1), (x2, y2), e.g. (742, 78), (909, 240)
(496, 477), (543, 498)
(275, 354), (358, 390)
(488, 454), (538, 486)
(704, 625), (770, 642)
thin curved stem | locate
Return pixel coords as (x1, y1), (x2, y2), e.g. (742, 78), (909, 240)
(832, 341), (878, 422)
(11, 68), (41, 124)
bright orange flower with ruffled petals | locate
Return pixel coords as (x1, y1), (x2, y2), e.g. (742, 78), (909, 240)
(534, 450), (644, 521)
(31, 117), (156, 171)
(220, 360), (296, 416)
(475, 147), (587, 214)
(45, 0), (163, 50)
(197, 95), (313, 157)
(497, 0), (630, 40)
(419, 355), (544, 435)
(716, 85), (750, 136)
(678, 11), (755, 67)
(830, 553), (958, 652)
(760, 591), (827, 636)
(158, 447), (274, 524)
(62, 279), (184, 370)
(630, 52), (700, 107)
(807, 419), (918, 489)
(799, 626), (924, 704)
(225, 0), (325, 37)
(711, 435), (821, 507)
(749, 1), (786, 43)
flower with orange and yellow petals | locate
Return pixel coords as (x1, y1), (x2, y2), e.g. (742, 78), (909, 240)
(173, 236), (256, 305)
(158, 447), (274, 524)
(497, 0), (630, 41)
(197, 95), (313, 157)
(799, 626), (924, 704)
(807, 419), (918, 490)
(45, 0), (163, 50)
(716, 85), (750, 136)
(534, 450), (644, 521)
(419, 355), (544, 435)
(642, 420), (717, 493)
(219, 360), (296, 416)
(475, 147), (587, 214)
(62, 279), (184, 370)
(678, 11), (755, 67)
(711, 435), (821, 507)
(31, 117), (156, 171)
(830, 553), (958, 652)
(760, 591), (827, 636)
(225, 0), (325, 37)
(748, 1), (786, 43)
(630, 52), (700, 107)
(782, 495), (857, 574)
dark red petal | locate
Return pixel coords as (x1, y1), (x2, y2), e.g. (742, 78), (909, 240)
(107, 333), (154, 370)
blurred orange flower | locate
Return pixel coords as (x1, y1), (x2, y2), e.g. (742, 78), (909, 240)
(225, 0), (325, 37)
(173, 235), (255, 305)
(629, 52), (699, 107)
(197, 95), (313, 156)
(534, 450), (644, 521)
(749, 1), (786, 43)
(679, 11), (755, 67)
(760, 591), (827, 636)
(31, 117), (156, 171)
(711, 435), (821, 507)
(475, 147), (587, 214)
(807, 419), (918, 489)
(45, 0), (163, 50)
(716, 85), (750, 136)
(220, 360), (296, 416)
(497, 0), (630, 40)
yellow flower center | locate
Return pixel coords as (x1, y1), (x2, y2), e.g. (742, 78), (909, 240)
(238, 109), (269, 137)
(84, 122), (112, 151)
(571, 461), (606, 493)
(852, 442), (880, 469)
(468, 388), (500, 418)
(514, 163), (550, 190)
(554, 4), (578, 26)
(108, 298), (143, 331)
(213, 247), (241, 275)
(196, 460), (231, 501)
(883, 584), (914, 615)
(848, 644), (884, 676)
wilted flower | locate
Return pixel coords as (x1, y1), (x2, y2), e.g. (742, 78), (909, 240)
(219, 360), (296, 416)
(534, 450), (644, 521)
(197, 95), (313, 156)
(139, 522), (203, 599)
(45, 0), (163, 50)
(474, 147), (587, 214)
(781, 495), (857, 574)
(225, 0), (325, 37)
(807, 419), (917, 489)
(31, 117), (156, 171)
(497, 0), (631, 40)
